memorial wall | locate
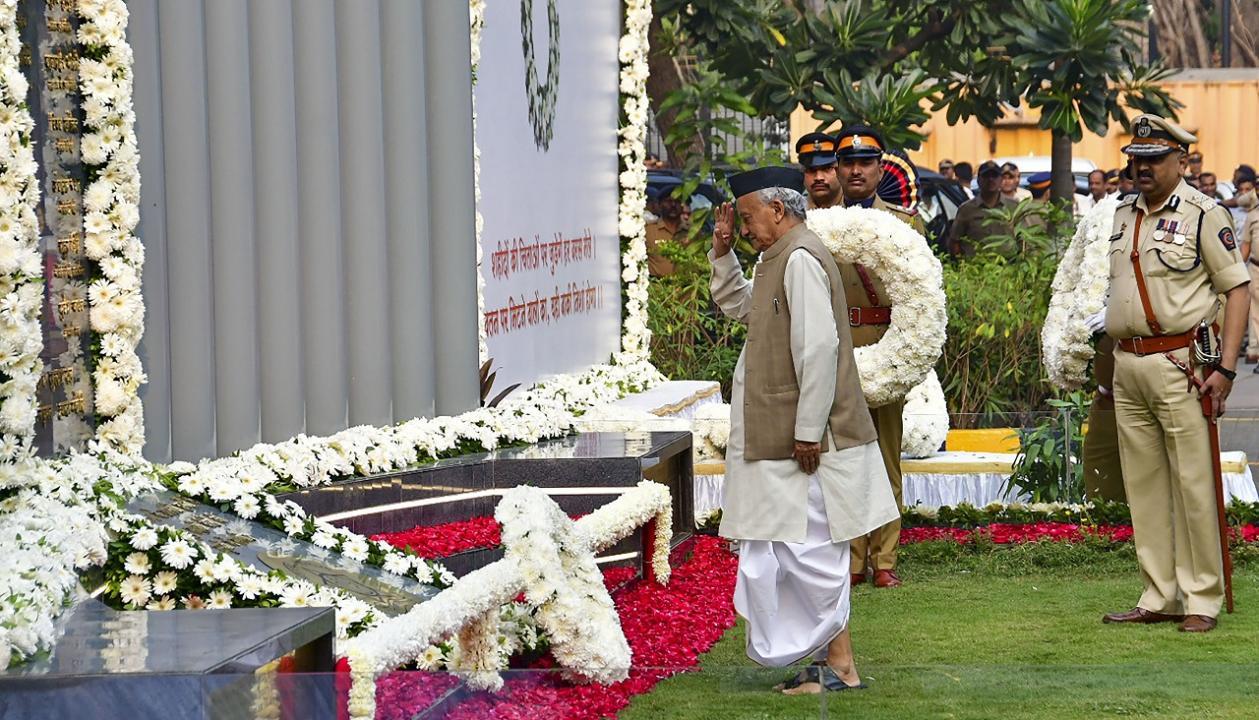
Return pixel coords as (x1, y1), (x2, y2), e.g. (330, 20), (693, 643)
(476, 0), (623, 389)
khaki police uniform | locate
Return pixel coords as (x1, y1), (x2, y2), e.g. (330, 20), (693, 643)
(844, 196), (925, 576)
(645, 219), (688, 277)
(1081, 335), (1125, 502)
(1105, 118), (1249, 617)
(1243, 205), (1259, 358)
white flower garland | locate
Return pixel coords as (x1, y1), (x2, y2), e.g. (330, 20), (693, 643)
(1042, 197), (1120, 390)
(807, 206), (947, 407)
(616, 0), (652, 364)
(470, 0), (488, 363)
(78, 0), (146, 456)
(343, 480), (673, 719)
(691, 402), (730, 462)
(0, 2), (43, 462)
(901, 370), (949, 459)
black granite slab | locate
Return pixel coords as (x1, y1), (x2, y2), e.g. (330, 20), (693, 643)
(279, 432), (694, 549)
(124, 490), (439, 616)
(0, 601), (334, 720)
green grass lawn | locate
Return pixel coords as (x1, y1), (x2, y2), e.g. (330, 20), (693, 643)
(621, 540), (1259, 719)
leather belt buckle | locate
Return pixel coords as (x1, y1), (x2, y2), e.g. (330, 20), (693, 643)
(1130, 336), (1146, 355)
(849, 307), (861, 326)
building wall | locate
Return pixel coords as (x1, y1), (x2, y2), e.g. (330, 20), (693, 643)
(791, 69), (1259, 178)
(129, 0), (480, 462)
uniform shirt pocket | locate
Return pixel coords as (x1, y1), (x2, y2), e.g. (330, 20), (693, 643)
(1144, 242), (1200, 276)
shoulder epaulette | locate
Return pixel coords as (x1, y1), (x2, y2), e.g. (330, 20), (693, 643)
(885, 204), (917, 217)
(1183, 192), (1218, 212)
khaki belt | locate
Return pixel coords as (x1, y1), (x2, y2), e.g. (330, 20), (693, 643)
(1116, 330), (1195, 356)
(849, 306), (891, 326)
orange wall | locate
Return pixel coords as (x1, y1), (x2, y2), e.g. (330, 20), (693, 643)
(789, 70), (1259, 177)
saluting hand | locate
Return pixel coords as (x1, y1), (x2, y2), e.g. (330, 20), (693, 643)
(793, 440), (821, 476)
(712, 202), (735, 258)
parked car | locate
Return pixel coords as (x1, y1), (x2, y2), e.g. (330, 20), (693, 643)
(991, 155), (1099, 195)
(915, 168), (970, 252)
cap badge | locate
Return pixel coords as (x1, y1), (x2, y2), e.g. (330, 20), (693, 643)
(1136, 120), (1151, 138)
(811, 142), (822, 152)
(852, 136), (863, 148)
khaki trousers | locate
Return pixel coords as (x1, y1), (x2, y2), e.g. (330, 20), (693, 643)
(851, 400), (904, 573)
(1082, 337), (1125, 502)
(1113, 345), (1224, 618)
(1248, 263), (1259, 357)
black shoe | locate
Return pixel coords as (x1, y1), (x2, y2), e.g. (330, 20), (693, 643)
(1252, 364), (1259, 374)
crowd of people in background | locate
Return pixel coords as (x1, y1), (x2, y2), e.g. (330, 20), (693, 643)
(935, 152), (1258, 261)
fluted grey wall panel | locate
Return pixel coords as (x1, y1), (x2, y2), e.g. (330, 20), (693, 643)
(381, 0), (436, 421)
(206, 0), (262, 456)
(335, 3), (393, 428)
(249, 0), (306, 444)
(130, 0), (172, 461)
(423, 1), (480, 415)
(158, 0), (217, 462)
(292, 0), (350, 438)
(132, 0), (478, 462)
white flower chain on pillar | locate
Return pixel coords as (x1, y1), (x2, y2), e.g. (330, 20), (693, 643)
(77, 0), (146, 456)
(1042, 197), (1120, 390)
(0, 0), (44, 461)
(615, 0), (652, 364)
(470, 0), (488, 363)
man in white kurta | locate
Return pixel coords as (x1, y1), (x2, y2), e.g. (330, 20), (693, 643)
(709, 167), (898, 693)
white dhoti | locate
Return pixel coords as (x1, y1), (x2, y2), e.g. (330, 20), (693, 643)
(735, 475), (851, 667)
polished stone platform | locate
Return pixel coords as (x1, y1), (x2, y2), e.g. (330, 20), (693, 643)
(279, 431), (694, 576)
(125, 489), (438, 616)
(0, 601), (334, 720)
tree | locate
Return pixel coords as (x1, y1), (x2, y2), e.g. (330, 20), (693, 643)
(1000, 0), (1182, 202)
(652, 0), (1181, 202)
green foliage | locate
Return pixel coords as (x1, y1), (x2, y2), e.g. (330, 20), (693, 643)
(646, 240), (745, 396)
(1003, 391), (1090, 503)
(654, 0), (1182, 169)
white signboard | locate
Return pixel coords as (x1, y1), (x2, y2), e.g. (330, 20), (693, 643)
(476, 0), (623, 390)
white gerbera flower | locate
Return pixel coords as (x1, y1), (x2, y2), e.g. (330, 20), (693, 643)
(119, 575), (151, 607)
(146, 596), (176, 611)
(122, 552), (150, 575)
(159, 539), (196, 569)
(129, 527), (158, 551)
(207, 589), (233, 609)
(193, 558), (217, 585)
(151, 571), (178, 595)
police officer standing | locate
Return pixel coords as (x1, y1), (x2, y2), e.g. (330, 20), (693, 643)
(1102, 115), (1249, 633)
(797, 127), (924, 589)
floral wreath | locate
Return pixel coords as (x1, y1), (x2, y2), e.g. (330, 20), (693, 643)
(0, 2), (42, 462)
(1041, 197), (1120, 390)
(901, 370), (949, 458)
(807, 206), (947, 407)
(520, 0), (560, 151)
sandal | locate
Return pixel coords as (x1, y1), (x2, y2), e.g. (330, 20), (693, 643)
(778, 664), (869, 693)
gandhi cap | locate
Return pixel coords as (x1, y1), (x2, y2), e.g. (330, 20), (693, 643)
(728, 166), (805, 199)
(833, 125), (885, 159)
(795, 132), (838, 168)
(1122, 114), (1196, 157)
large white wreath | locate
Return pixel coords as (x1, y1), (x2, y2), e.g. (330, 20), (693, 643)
(901, 370), (949, 458)
(1041, 197), (1119, 390)
(807, 206), (947, 407)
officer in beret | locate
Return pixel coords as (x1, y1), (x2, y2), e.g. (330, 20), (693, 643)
(809, 125), (924, 590)
(708, 166), (897, 693)
(1027, 172), (1052, 202)
(1101, 114), (1249, 633)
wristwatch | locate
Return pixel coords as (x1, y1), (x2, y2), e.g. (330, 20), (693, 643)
(1213, 365), (1237, 381)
